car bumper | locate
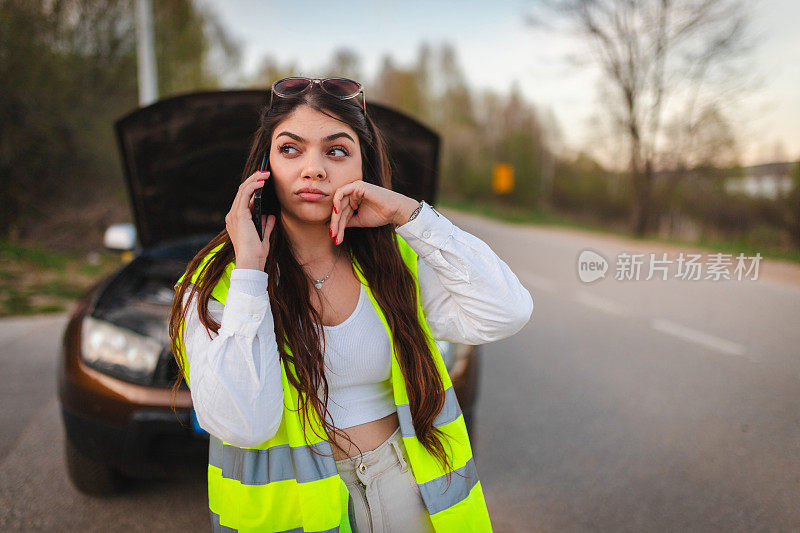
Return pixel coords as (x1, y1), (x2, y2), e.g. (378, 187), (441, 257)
(61, 405), (208, 477)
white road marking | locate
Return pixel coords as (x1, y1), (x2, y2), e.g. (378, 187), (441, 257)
(572, 291), (630, 316)
(513, 269), (758, 363)
(650, 318), (748, 357)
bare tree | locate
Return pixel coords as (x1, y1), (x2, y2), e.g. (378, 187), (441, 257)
(527, 0), (760, 235)
(323, 47), (363, 82)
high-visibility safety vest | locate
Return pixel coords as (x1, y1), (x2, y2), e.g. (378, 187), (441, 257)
(174, 235), (493, 532)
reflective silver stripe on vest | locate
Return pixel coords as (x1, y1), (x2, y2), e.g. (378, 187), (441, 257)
(211, 510), (341, 533)
(207, 385), (461, 482)
(209, 436), (338, 485)
(397, 385), (462, 438)
(419, 456), (479, 515)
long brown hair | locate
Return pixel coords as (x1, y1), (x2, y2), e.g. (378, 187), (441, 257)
(167, 83), (459, 485)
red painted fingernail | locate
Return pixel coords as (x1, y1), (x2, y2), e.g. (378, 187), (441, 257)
(329, 228), (332, 237)
(257, 178), (265, 181)
(334, 206), (338, 214)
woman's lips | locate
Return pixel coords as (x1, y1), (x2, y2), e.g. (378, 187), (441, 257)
(297, 192), (327, 201)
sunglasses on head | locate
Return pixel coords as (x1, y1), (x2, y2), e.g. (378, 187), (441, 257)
(268, 77), (367, 119)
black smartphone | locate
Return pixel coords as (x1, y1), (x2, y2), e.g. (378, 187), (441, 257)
(252, 153), (279, 240)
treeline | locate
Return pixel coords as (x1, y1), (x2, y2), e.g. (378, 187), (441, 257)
(252, 44), (800, 250)
(2, 0), (798, 253)
(0, 0), (239, 249)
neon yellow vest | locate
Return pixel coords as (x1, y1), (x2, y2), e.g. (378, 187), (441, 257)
(174, 235), (493, 532)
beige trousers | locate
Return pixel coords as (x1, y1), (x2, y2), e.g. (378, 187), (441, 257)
(335, 425), (436, 533)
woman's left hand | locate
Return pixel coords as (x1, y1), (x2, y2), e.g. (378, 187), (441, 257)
(328, 180), (419, 245)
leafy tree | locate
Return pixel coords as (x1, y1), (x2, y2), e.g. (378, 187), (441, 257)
(0, 0), (239, 248)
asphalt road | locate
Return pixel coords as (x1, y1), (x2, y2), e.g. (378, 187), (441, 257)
(1, 208), (799, 531)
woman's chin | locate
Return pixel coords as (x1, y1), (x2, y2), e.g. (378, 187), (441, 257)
(291, 201), (332, 221)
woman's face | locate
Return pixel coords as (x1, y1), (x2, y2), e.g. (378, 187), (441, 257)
(269, 104), (363, 223)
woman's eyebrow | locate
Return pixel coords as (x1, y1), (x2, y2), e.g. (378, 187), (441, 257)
(275, 131), (355, 143)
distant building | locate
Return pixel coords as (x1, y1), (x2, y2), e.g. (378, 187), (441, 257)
(724, 162), (795, 199)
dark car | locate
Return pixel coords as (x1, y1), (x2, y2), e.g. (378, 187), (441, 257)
(57, 89), (483, 496)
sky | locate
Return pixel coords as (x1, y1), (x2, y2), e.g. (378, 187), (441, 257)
(195, 0), (800, 168)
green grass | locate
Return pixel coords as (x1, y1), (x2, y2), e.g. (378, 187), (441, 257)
(436, 197), (800, 264)
(654, 235), (800, 264)
(0, 240), (122, 318)
(0, 240), (69, 269)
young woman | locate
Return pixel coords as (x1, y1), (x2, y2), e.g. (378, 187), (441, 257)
(169, 77), (533, 533)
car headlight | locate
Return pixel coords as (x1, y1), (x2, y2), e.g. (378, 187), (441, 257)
(80, 316), (162, 384)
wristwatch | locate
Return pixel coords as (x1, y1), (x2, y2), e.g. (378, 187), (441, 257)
(407, 201), (424, 223)
(404, 200), (441, 224)
(407, 200), (441, 222)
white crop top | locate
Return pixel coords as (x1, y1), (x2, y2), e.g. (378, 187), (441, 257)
(317, 283), (396, 430)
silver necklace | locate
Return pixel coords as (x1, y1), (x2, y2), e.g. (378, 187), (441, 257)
(308, 250), (343, 289)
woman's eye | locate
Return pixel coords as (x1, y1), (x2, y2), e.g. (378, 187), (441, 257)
(330, 146), (349, 157)
(278, 144), (297, 155)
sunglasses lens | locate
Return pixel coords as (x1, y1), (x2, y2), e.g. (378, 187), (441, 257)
(273, 77), (312, 96)
(321, 78), (361, 98)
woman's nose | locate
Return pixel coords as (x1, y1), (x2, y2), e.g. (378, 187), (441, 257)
(300, 155), (326, 180)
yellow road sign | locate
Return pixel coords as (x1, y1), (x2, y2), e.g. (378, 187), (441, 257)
(493, 163), (514, 193)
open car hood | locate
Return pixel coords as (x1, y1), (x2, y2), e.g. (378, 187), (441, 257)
(114, 89), (441, 249)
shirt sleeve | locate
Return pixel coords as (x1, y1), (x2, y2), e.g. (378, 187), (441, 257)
(181, 267), (283, 447)
(394, 201), (534, 345)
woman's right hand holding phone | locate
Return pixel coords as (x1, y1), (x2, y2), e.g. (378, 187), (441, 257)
(225, 170), (275, 271)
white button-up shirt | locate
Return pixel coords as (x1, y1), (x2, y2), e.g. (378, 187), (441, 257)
(181, 201), (533, 447)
